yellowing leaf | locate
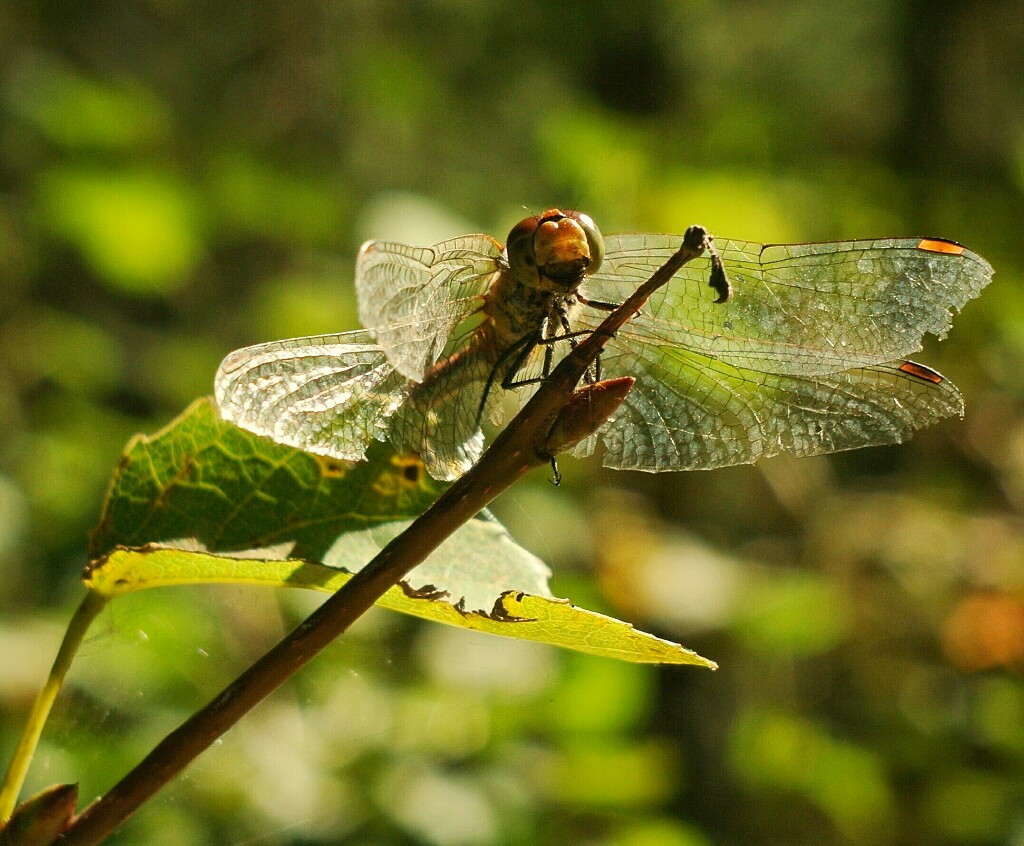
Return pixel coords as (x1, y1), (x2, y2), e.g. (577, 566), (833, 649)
(324, 519), (553, 612)
(85, 546), (715, 667)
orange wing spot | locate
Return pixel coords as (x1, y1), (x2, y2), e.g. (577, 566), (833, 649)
(917, 238), (965, 256)
(899, 361), (944, 384)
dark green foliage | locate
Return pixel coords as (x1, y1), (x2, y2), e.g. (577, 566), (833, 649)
(89, 399), (446, 560)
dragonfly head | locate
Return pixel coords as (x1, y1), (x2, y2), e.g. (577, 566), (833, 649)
(505, 209), (605, 293)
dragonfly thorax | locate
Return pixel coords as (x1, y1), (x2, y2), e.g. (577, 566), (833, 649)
(482, 267), (580, 354)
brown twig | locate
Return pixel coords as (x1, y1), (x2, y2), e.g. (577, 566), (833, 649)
(56, 226), (714, 846)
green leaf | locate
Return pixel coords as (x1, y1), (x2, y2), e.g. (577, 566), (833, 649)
(88, 400), (715, 666)
(85, 546), (716, 667)
(89, 398), (448, 561)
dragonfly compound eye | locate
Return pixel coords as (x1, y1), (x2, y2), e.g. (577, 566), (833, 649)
(569, 211), (604, 275)
(505, 209), (604, 288)
(505, 214), (542, 279)
(533, 212), (598, 286)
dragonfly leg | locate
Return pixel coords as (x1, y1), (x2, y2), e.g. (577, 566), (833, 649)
(578, 293), (644, 324)
(548, 456), (562, 487)
(500, 300), (618, 394)
(475, 332), (539, 428)
(514, 327), (616, 386)
(504, 320), (597, 389)
(546, 304), (607, 384)
(576, 295), (620, 312)
(499, 329), (545, 389)
(536, 328), (592, 343)
(541, 323), (556, 379)
(501, 313), (568, 391)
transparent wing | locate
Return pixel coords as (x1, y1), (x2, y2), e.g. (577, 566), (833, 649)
(590, 343), (964, 471)
(581, 235), (993, 377)
(388, 335), (509, 481)
(214, 330), (409, 463)
(215, 330), (506, 481)
(355, 234), (503, 381)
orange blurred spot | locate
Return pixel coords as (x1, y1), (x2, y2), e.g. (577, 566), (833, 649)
(942, 593), (1024, 671)
(899, 361), (944, 384)
(917, 238), (965, 256)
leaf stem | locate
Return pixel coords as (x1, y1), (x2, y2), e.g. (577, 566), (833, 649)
(57, 227), (713, 845)
(0, 590), (109, 822)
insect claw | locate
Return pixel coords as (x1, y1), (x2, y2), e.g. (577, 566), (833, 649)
(548, 456), (562, 486)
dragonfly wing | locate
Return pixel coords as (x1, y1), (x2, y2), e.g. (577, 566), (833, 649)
(214, 330), (409, 463)
(592, 338), (963, 471)
(387, 337), (503, 481)
(583, 235), (992, 377)
(356, 234), (503, 381)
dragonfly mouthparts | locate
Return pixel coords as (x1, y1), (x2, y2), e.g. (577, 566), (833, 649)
(542, 257), (590, 284)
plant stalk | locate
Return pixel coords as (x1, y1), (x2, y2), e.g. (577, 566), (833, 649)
(0, 591), (109, 822)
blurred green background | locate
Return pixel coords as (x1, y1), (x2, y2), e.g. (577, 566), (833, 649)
(2, 1), (1023, 844)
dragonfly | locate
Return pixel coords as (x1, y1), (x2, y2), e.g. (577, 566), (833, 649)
(215, 208), (992, 481)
